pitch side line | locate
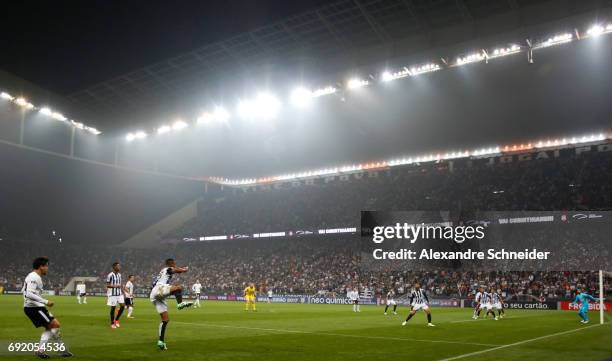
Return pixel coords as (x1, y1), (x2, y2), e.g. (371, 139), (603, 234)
(436, 323), (606, 361)
(175, 321), (501, 347)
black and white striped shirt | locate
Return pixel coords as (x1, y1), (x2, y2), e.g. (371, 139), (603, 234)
(481, 292), (492, 304)
(106, 272), (122, 296)
(491, 292), (500, 304)
(409, 289), (429, 305)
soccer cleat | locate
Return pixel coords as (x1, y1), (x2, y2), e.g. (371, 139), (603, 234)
(114, 321), (121, 328)
(384, 312), (387, 315)
(35, 351), (51, 359)
(494, 316), (499, 320)
(177, 301), (194, 310)
(127, 316), (135, 319)
(401, 321), (407, 326)
(59, 351), (73, 357)
(427, 323), (436, 327)
(157, 341), (167, 350)
(393, 312), (397, 315)
(111, 323), (117, 329)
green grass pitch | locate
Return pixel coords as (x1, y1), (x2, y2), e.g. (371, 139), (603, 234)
(0, 295), (610, 360)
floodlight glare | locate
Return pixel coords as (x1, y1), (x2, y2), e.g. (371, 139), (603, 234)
(15, 97), (34, 109)
(1, 92), (14, 100)
(157, 125), (171, 134)
(172, 120), (188, 130)
(126, 133), (136, 141)
(290, 87), (313, 107)
(52, 112), (67, 121)
(40, 107), (53, 116)
(587, 24), (604, 37)
(347, 78), (369, 89)
(312, 86), (336, 97)
(135, 131), (147, 139)
(381, 71), (393, 82)
(456, 52), (485, 65)
(238, 93), (281, 120)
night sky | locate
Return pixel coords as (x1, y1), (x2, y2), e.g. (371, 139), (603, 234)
(0, 0), (329, 94)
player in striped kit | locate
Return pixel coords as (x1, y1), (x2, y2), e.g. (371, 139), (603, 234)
(481, 289), (496, 319)
(491, 288), (504, 320)
(402, 283), (435, 327)
(383, 289), (397, 315)
(149, 258), (193, 351)
(106, 262), (125, 329)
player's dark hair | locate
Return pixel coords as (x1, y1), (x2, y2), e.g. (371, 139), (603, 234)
(128, 274), (134, 278)
(165, 258), (175, 266)
(32, 257), (49, 269)
(112, 262), (120, 268)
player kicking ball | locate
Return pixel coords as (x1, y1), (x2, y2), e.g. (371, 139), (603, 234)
(571, 288), (602, 324)
(402, 283), (435, 327)
(149, 258), (194, 350)
(23, 257), (72, 358)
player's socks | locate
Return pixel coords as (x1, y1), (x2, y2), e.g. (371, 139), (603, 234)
(427, 314), (432, 324)
(159, 321), (168, 343)
(405, 313), (414, 322)
(174, 290), (183, 304)
(39, 330), (52, 350)
(384, 305), (389, 314)
(109, 306), (116, 325)
(116, 305), (125, 321)
(127, 306), (133, 317)
(83, 297), (87, 304)
(77, 296), (80, 304)
(253, 304), (257, 311)
(393, 305), (397, 314)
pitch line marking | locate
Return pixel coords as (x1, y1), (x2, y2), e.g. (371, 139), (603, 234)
(436, 323), (607, 361)
(175, 321), (501, 347)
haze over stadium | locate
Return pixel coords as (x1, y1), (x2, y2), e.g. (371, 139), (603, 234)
(0, 1), (611, 360)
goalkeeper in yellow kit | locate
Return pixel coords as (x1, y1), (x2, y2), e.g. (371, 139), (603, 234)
(243, 283), (257, 311)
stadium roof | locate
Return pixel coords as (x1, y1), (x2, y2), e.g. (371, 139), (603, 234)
(65, 0), (612, 125)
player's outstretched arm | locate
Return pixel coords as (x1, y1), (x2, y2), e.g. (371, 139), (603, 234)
(170, 266), (189, 274)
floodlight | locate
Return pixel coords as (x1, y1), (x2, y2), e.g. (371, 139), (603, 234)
(15, 97), (34, 109)
(135, 131), (147, 139)
(238, 93), (281, 120)
(587, 24), (604, 37)
(1, 92), (14, 100)
(157, 125), (171, 134)
(52, 112), (67, 121)
(312, 86), (336, 97)
(126, 133), (135, 141)
(172, 120), (188, 130)
(40, 107), (53, 116)
(456, 52), (485, 65)
(409, 63), (441, 76)
(347, 78), (369, 89)
(290, 87), (313, 107)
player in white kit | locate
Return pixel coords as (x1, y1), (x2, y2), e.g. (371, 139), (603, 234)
(348, 287), (360, 312)
(491, 288), (503, 320)
(125, 275), (135, 318)
(402, 283), (435, 327)
(267, 289), (273, 303)
(150, 258), (193, 350)
(191, 280), (202, 308)
(22, 257), (72, 358)
(482, 289), (495, 319)
(472, 286), (484, 319)
(75, 282), (87, 304)
(384, 289), (397, 315)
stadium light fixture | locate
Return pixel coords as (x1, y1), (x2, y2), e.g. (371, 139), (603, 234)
(198, 106), (231, 125)
(1, 91), (14, 100)
(409, 63), (441, 76)
(172, 120), (188, 131)
(382, 68), (410, 82)
(157, 125), (171, 134)
(15, 97), (34, 109)
(52, 112), (67, 122)
(456, 51), (486, 66)
(312, 86), (337, 97)
(534, 33), (573, 49)
(587, 24), (604, 37)
(488, 45), (521, 59)
(237, 93), (281, 120)
(39, 107), (53, 116)
(347, 78), (369, 89)
(126, 131), (147, 142)
(290, 87), (313, 107)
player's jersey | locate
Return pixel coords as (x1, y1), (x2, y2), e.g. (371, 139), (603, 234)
(410, 289), (428, 305)
(348, 290), (359, 301)
(152, 267), (173, 288)
(386, 290), (395, 299)
(481, 292), (492, 304)
(573, 293), (597, 308)
(192, 283), (202, 294)
(475, 291), (483, 303)
(76, 284), (86, 294)
(22, 271), (48, 307)
(267, 290), (273, 297)
(244, 286), (256, 297)
(125, 281), (134, 298)
(491, 292), (500, 304)
(106, 272), (122, 296)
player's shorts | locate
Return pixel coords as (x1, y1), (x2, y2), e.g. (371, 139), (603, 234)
(484, 302), (493, 310)
(125, 297), (134, 306)
(352, 299), (359, 304)
(386, 299), (397, 306)
(245, 295), (255, 302)
(195, 293), (201, 299)
(79, 293), (86, 297)
(150, 285), (171, 313)
(493, 302), (502, 309)
(107, 295), (125, 306)
(411, 302), (429, 311)
(24, 307), (54, 328)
